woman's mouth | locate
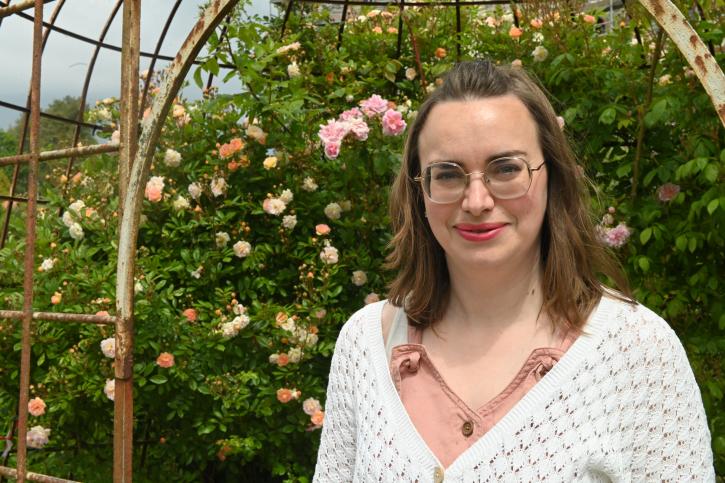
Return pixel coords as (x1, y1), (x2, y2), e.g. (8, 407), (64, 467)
(454, 223), (506, 241)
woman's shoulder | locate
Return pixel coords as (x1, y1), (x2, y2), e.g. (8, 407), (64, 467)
(334, 300), (388, 347)
(594, 293), (689, 364)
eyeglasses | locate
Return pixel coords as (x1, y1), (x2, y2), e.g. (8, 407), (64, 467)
(414, 157), (545, 204)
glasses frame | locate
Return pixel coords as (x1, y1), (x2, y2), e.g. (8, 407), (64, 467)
(414, 157), (546, 204)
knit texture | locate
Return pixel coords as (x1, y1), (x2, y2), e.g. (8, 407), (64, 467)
(313, 296), (714, 482)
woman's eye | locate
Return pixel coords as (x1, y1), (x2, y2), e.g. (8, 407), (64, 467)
(433, 169), (463, 181)
(490, 162), (522, 176)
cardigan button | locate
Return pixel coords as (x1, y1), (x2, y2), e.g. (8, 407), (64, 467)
(433, 466), (444, 483)
(461, 420), (474, 437)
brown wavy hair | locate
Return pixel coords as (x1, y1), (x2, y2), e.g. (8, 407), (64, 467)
(386, 60), (631, 331)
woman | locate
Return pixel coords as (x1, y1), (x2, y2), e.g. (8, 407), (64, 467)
(314, 61), (714, 481)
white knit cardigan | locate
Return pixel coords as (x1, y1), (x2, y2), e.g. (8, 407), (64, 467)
(313, 296), (715, 482)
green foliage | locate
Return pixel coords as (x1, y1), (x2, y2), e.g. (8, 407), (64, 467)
(0, 1), (723, 480)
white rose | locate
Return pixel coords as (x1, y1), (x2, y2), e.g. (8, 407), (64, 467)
(26, 426), (51, 449)
(233, 240), (252, 258)
(100, 337), (116, 358)
(172, 196), (190, 211)
(302, 177), (318, 192)
(104, 379), (115, 401)
(40, 258), (54, 272)
(164, 148), (182, 167)
(287, 62), (301, 78)
(215, 231), (230, 248)
(68, 200), (85, 215)
(324, 202), (342, 220)
(288, 347), (303, 363)
(69, 223), (84, 241)
(282, 215), (297, 230)
(532, 45), (549, 62)
(320, 245), (339, 265)
(351, 270), (367, 286)
(187, 182), (202, 200)
(210, 177), (227, 197)
(279, 189), (294, 203)
(405, 67), (417, 80)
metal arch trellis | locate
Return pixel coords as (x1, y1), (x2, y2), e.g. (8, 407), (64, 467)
(0, 0), (723, 482)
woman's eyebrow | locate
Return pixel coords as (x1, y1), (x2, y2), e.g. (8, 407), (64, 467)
(428, 150), (529, 166)
(486, 150), (528, 161)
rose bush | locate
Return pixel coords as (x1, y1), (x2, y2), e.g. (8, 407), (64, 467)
(0, 1), (722, 480)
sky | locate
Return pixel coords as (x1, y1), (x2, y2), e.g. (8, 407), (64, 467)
(0, 0), (278, 129)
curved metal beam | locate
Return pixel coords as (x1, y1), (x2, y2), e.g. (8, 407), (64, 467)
(639, 0), (724, 126)
(114, 0), (240, 478)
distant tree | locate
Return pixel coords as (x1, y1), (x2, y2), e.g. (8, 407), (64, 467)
(8, 96), (96, 151)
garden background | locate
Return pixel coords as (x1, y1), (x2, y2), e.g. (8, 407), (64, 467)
(0, 0), (723, 480)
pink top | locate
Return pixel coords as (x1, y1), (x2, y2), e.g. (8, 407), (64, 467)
(390, 323), (577, 468)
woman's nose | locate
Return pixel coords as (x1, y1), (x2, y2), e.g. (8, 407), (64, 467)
(461, 172), (495, 214)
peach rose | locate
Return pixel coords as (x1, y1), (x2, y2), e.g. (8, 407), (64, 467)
(28, 397), (46, 417)
(530, 18), (543, 28)
(276, 388), (293, 403)
(311, 409), (325, 426)
(583, 14), (596, 24)
(277, 353), (290, 367)
(182, 308), (198, 322)
(315, 224), (331, 236)
(508, 26), (523, 39)
(156, 352), (175, 368)
(434, 47), (447, 59)
(51, 292), (62, 305)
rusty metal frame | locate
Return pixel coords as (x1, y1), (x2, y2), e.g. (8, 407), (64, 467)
(0, 0), (722, 481)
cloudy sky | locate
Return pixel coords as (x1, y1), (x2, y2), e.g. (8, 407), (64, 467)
(0, 0), (277, 129)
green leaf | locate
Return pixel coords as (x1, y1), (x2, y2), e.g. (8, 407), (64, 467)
(638, 257), (650, 272)
(640, 227), (652, 245)
(675, 235), (687, 251)
(150, 375), (168, 385)
(598, 107), (616, 125)
(703, 164), (719, 183)
(707, 199), (719, 214)
(688, 237), (697, 253)
(706, 381), (723, 400)
(198, 423), (215, 435)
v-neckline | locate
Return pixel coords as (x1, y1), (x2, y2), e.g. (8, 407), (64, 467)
(391, 342), (566, 419)
(369, 296), (613, 473)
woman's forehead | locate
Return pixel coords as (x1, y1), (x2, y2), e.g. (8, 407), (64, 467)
(417, 97), (541, 167)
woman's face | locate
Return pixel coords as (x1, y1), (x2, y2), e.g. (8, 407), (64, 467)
(417, 95), (548, 276)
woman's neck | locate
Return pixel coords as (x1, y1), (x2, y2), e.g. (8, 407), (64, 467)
(443, 256), (545, 334)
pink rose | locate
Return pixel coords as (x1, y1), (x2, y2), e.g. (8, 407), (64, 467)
(28, 397), (46, 417)
(144, 176), (165, 203)
(657, 183), (680, 202)
(583, 14), (596, 24)
(324, 142), (340, 160)
(318, 119), (349, 145)
(382, 109), (406, 136)
(359, 94), (389, 117)
(339, 107), (363, 121)
(156, 352), (175, 368)
(347, 118), (370, 141)
(315, 224), (331, 236)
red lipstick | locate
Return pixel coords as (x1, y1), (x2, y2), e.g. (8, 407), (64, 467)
(454, 223), (506, 241)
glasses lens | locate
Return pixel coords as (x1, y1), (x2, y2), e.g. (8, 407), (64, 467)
(486, 157), (531, 199)
(425, 163), (466, 203)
